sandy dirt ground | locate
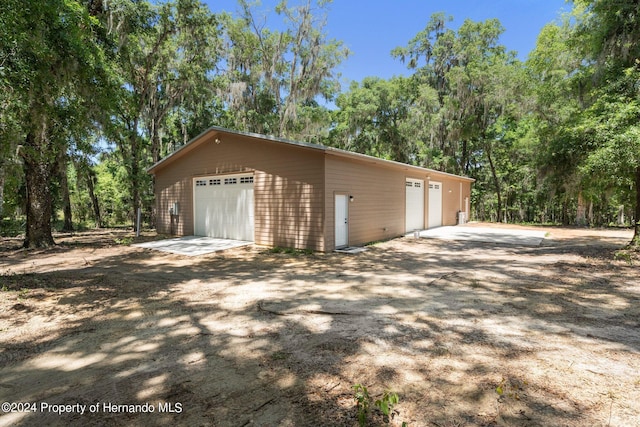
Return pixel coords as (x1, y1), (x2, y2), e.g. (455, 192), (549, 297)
(0, 224), (638, 427)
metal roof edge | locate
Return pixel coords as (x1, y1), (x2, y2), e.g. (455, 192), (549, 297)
(147, 126), (217, 173)
(147, 125), (475, 182)
(147, 125), (327, 173)
(323, 146), (476, 182)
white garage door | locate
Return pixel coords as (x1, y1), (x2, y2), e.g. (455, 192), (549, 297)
(428, 181), (442, 228)
(193, 173), (254, 241)
(405, 178), (425, 232)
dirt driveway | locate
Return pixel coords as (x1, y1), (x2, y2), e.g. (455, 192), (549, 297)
(0, 225), (639, 426)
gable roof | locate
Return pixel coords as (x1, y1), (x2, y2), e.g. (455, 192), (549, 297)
(147, 125), (474, 182)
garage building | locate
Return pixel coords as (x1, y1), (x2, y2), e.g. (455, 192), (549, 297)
(148, 126), (474, 252)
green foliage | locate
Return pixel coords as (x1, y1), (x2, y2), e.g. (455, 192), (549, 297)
(614, 250), (634, 265)
(93, 155), (129, 226)
(330, 77), (419, 164)
(114, 236), (134, 246)
(222, 0), (349, 139)
(374, 389), (400, 422)
(0, 218), (25, 238)
(3, 0), (640, 247)
(270, 351), (289, 360)
(353, 384), (402, 426)
(352, 384), (371, 427)
(267, 246), (313, 256)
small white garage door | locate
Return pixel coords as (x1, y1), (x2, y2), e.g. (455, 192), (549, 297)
(428, 181), (442, 228)
(405, 178), (425, 232)
(193, 173), (254, 241)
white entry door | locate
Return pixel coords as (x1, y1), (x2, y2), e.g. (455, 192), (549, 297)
(193, 173), (254, 241)
(428, 181), (442, 228)
(405, 178), (425, 232)
(335, 194), (349, 248)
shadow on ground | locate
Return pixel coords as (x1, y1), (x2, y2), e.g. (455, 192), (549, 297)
(0, 228), (638, 426)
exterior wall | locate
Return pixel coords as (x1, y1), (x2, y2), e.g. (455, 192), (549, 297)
(324, 155), (407, 250)
(154, 131), (326, 251)
(324, 154), (473, 250)
(153, 127), (473, 252)
(430, 174), (472, 227)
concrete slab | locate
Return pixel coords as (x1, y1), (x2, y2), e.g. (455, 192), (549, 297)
(133, 236), (252, 256)
(334, 246), (368, 254)
(417, 225), (547, 246)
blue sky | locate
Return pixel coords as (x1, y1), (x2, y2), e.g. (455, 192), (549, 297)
(203, 0), (570, 85)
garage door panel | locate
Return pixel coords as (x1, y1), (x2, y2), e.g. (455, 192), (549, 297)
(428, 181), (442, 228)
(406, 178), (424, 232)
(193, 174), (254, 241)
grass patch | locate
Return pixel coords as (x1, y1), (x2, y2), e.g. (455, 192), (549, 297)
(0, 217), (25, 237)
(267, 246), (313, 256)
(270, 351), (289, 360)
(114, 236), (134, 246)
(614, 246), (639, 265)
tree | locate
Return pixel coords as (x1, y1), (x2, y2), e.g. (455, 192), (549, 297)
(526, 17), (594, 226)
(222, 0), (349, 138)
(329, 76), (421, 164)
(391, 13), (461, 173)
(103, 0), (221, 229)
(573, 0), (640, 244)
(576, 73), (640, 243)
(393, 14), (522, 221)
(1, 0), (114, 247)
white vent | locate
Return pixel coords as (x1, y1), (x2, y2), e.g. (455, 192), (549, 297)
(195, 180), (207, 186)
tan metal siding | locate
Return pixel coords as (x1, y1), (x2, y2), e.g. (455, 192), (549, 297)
(324, 156), (406, 250)
(154, 132), (325, 251)
(156, 168), (192, 237)
(431, 177), (457, 227)
(324, 155), (474, 250)
(154, 128), (473, 252)
(431, 177), (472, 225)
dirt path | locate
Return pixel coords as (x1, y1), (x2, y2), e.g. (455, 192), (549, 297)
(0, 226), (638, 426)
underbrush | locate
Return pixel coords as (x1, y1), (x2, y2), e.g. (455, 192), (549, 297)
(0, 218), (24, 237)
(266, 246), (314, 256)
(614, 245), (640, 265)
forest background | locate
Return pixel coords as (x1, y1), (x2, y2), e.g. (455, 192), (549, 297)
(1, 0), (639, 248)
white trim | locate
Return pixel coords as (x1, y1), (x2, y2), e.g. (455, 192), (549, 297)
(148, 126), (475, 184)
(193, 173), (255, 241)
(405, 178), (425, 232)
(335, 194), (349, 249)
(428, 181), (443, 228)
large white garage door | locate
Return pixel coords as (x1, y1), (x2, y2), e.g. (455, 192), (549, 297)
(428, 181), (442, 228)
(405, 178), (425, 232)
(193, 173), (254, 241)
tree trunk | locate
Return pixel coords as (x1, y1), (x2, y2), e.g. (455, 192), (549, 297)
(85, 168), (102, 228)
(632, 166), (640, 246)
(75, 157), (102, 228)
(486, 149), (502, 223)
(150, 116), (162, 165)
(0, 162), (5, 218)
(57, 151), (73, 232)
(461, 140), (469, 175)
(576, 192), (587, 226)
(129, 129), (141, 232)
(23, 130), (55, 248)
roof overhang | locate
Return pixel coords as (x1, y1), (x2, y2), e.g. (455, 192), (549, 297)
(147, 125), (475, 183)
